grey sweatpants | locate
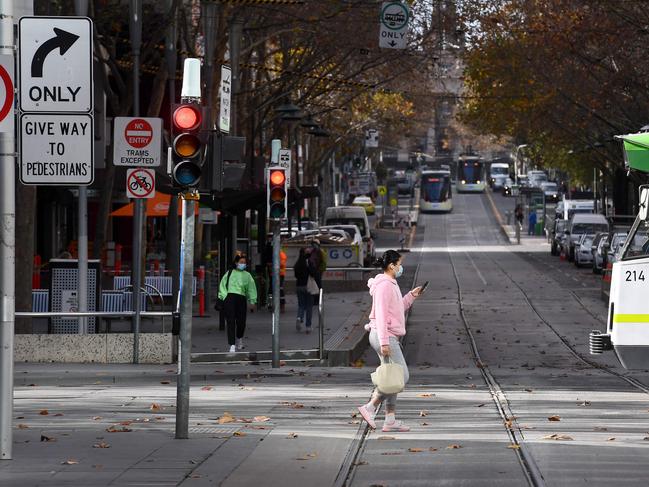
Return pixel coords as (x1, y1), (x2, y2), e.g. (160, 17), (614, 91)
(369, 329), (410, 410)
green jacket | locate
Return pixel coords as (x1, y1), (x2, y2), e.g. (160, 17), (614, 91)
(218, 269), (257, 304)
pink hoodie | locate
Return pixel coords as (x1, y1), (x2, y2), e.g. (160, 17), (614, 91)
(364, 273), (415, 346)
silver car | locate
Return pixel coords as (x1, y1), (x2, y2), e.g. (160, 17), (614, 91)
(574, 234), (595, 267)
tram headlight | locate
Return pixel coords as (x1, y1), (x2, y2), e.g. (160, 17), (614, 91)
(461, 180), (466, 184)
(476, 180), (481, 184)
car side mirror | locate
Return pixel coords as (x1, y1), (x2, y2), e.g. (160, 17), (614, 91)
(640, 186), (649, 220)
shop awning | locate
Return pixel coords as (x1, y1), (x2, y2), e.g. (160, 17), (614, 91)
(110, 192), (198, 217)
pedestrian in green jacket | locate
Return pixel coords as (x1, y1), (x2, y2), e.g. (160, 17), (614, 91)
(218, 254), (257, 353)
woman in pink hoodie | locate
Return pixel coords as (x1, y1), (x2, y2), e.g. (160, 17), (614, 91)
(358, 249), (422, 432)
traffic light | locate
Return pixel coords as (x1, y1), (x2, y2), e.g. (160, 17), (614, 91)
(267, 167), (287, 220)
(171, 103), (205, 188)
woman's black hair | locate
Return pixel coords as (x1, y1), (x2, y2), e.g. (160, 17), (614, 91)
(373, 249), (401, 270)
(232, 253), (246, 268)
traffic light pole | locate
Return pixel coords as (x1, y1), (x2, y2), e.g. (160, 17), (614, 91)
(272, 220), (281, 368)
(175, 192), (197, 439)
(0, 0), (14, 461)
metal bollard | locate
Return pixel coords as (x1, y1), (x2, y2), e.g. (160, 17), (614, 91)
(318, 288), (324, 360)
(515, 222), (521, 245)
(505, 210), (512, 225)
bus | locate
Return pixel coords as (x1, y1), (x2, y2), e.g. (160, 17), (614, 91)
(456, 155), (486, 193)
(420, 170), (453, 213)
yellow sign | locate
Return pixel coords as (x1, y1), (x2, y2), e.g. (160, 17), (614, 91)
(378, 185), (387, 196)
(390, 198), (398, 207)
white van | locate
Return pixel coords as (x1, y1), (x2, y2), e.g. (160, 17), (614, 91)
(489, 163), (509, 189)
(323, 206), (375, 265)
(556, 198), (594, 220)
(566, 213), (609, 262)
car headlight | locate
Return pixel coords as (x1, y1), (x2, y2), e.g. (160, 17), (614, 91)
(461, 180), (466, 184)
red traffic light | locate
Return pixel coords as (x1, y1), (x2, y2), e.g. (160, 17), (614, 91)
(173, 105), (201, 131)
(270, 169), (286, 186)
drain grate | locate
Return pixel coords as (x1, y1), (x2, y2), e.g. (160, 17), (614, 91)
(189, 426), (240, 434)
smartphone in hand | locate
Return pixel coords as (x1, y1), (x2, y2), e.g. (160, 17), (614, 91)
(419, 281), (429, 294)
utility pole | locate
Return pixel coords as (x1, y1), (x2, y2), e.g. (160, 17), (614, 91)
(0, 0), (14, 461)
(130, 0), (144, 363)
(175, 58), (201, 439)
(271, 221), (281, 368)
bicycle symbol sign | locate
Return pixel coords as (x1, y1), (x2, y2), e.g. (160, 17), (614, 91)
(126, 168), (155, 199)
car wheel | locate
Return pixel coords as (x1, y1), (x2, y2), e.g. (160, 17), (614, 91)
(568, 248), (574, 262)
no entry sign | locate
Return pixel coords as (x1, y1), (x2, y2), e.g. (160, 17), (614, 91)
(113, 117), (162, 166)
(0, 55), (13, 134)
(126, 168), (155, 199)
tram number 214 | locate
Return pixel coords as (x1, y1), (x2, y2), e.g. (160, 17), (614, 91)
(625, 270), (646, 282)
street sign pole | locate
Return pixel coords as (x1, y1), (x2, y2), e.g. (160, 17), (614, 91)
(130, 0), (143, 364)
(0, 0), (14, 461)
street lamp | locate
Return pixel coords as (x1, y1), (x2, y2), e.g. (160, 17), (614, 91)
(308, 125), (330, 137)
(275, 101), (303, 122)
(514, 144), (528, 185)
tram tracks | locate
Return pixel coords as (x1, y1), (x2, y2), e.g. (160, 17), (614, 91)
(501, 251), (649, 394)
(447, 251), (547, 487)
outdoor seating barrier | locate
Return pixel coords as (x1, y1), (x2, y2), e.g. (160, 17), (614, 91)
(31, 289), (49, 312)
(113, 275), (196, 296)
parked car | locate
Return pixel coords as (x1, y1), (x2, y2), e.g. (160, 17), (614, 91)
(502, 178), (514, 197)
(351, 195), (375, 215)
(593, 234), (609, 273)
(323, 206), (375, 265)
(551, 219), (568, 256)
(565, 213), (609, 262)
(590, 232), (608, 273)
(395, 177), (414, 196)
(606, 232), (628, 266)
(574, 233), (595, 267)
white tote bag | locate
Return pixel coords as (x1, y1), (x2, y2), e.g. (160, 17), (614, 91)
(307, 275), (319, 295)
(371, 359), (405, 394)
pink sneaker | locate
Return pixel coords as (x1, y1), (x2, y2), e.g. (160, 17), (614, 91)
(357, 405), (376, 429)
(382, 420), (410, 432)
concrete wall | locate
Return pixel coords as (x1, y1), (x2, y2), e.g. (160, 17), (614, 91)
(14, 333), (174, 364)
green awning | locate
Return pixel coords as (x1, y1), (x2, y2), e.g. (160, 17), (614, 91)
(617, 132), (649, 172)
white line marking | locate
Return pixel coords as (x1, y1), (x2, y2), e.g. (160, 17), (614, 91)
(465, 251), (488, 286)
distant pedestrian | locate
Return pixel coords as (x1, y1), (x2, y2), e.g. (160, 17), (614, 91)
(293, 248), (317, 334)
(357, 250), (422, 432)
(218, 254), (257, 353)
(528, 210), (537, 235)
(515, 204), (524, 227)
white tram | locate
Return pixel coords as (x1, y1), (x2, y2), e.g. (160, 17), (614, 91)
(419, 169), (452, 213)
(456, 155), (486, 193)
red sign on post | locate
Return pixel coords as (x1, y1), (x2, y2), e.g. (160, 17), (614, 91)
(126, 168), (155, 199)
(124, 118), (153, 148)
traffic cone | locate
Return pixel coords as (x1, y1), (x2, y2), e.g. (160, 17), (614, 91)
(560, 247), (566, 261)
(603, 262), (612, 283)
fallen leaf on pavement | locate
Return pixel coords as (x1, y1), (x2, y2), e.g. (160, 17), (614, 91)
(106, 425), (132, 433)
(607, 437), (616, 441)
(447, 444), (462, 449)
(594, 426), (608, 431)
(160, 381), (170, 385)
(286, 433), (298, 439)
(281, 402), (304, 409)
(201, 386), (213, 391)
(233, 431), (246, 437)
(507, 444), (520, 449)
(419, 410), (428, 417)
(421, 422), (429, 426)
(408, 447), (424, 453)
(39, 410), (49, 416)
(547, 415), (561, 422)
(40, 435), (56, 442)
(217, 412), (235, 424)
(476, 404), (486, 408)
(643, 437), (649, 441)
(120, 421), (133, 426)
(93, 441), (110, 448)
(417, 393), (434, 398)
(429, 447), (438, 452)
(542, 434), (573, 441)
(253, 416), (271, 423)
(378, 436), (395, 440)
(578, 401), (591, 407)
(524, 388), (533, 393)
(296, 452), (317, 460)
(92, 416), (102, 421)
(17, 424), (28, 429)
(353, 460), (368, 466)
(150, 404), (162, 412)
(61, 459), (78, 465)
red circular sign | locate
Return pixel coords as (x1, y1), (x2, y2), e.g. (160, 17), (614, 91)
(0, 65), (13, 124)
(124, 118), (153, 149)
(127, 168), (155, 198)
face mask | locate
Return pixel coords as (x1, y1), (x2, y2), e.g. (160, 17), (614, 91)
(395, 264), (404, 278)
(237, 263), (247, 271)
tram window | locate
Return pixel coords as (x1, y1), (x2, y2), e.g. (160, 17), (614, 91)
(624, 221), (649, 259)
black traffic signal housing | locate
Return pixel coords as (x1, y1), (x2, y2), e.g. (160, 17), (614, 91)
(171, 103), (207, 188)
(266, 167), (287, 220)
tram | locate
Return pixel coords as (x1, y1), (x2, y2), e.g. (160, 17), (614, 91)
(419, 169), (452, 213)
(456, 155), (486, 193)
(590, 131), (649, 368)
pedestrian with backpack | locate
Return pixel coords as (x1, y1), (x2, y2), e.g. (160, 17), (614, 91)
(357, 250), (422, 432)
(218, 254), (257, 353)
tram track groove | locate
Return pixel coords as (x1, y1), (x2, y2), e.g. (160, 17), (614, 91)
(494, 251), (649, 395)
(447, 250), (547, 487)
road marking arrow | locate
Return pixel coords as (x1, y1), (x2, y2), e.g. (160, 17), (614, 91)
(31, 28), (79, 78)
